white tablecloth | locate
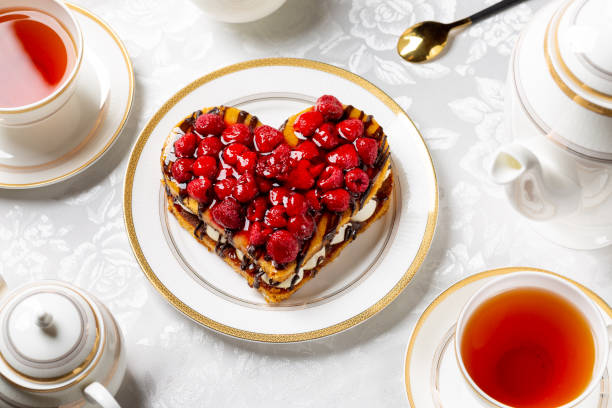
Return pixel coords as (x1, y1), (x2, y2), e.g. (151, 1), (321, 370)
(2, 0), (611, 406)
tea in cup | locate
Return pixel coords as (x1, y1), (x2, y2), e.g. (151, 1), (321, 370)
(455, 272), (609, 407)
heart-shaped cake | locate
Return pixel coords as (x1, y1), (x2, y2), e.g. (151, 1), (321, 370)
(161, 95), (393, 303)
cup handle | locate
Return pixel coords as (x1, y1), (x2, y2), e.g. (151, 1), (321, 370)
(0, 275), (7, 298)
(83, 382), (121, 408)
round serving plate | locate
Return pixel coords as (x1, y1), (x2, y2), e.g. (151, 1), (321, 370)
(405, 267), (612, 407)
(0, 3), (134, 188)
(124, 58), (438, 342)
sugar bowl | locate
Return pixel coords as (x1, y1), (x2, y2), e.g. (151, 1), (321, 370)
(0, 277), (125, 407)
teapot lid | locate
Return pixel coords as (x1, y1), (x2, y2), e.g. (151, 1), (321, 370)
(0, 282), (103, 391)
(549, 0), (612, 116)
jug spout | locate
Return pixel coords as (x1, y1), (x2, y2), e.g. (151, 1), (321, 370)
(490, 143), (580, 221)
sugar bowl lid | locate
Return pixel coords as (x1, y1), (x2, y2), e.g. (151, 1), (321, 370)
(0, 281), (103, 391)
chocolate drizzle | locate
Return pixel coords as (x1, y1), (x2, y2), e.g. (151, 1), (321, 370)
(193, 221), (206, 240)
(253, 269), (265, 289)
(237, 110), (248, 124)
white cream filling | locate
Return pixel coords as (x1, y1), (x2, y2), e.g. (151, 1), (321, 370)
(351, 198), (377, 223)
(331, 224), (349, 245)
(206, 225), (220, 242)
(261, 246), (325, 289)
(163, 127), (183, 164)
(235, 249), (244, 261)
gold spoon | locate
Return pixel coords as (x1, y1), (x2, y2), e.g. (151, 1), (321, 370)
(397, 0), (529, 63)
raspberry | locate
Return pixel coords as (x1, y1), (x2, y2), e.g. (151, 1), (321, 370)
(317, 165), (344, 191)
(213, 178), (236, 200)
(336, 119), (364, 142)
(222, 143), (248, 165)
(254, 125), (284, 153)
(233, 173), (258, 203)
(293, 110), (324, 138)
(221, 123), (251, 145)
(326, 144), (359, 170)
(345, 168), (370, 193)
(309, 162), (325, 178)
(236, 150), (257, 174)
(256, 177), (273, 193)
(192, 156), (218, 179)
(287, 214), (315, 240)
(355, 137), (378, 166)
(266, 230), (299, 264)
(194, 113), (225, 136)
(174, 132), (198, 158)
(186, 178), (212, 203)
(288, 161), (315, 190)
(197, 136), (223, 157)
(315, 95), (343, 120)
(246, 196), (268, 222)
(249, 222), (272, 246)
(305, 189), (321, 211)
(257, 144), (291, 179)
(312, 123), (341, 150)
(290, 140), (320, 163)
(264, 205), (288, 228)
(321, 189), (350, 212)
(269, 187), (290, 206)
(211, 197), (243, 230)
(286, 192), (308, 216)
(171, 158), (194, 183)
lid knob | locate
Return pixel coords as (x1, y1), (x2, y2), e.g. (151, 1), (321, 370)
(36, 312), (54, 329)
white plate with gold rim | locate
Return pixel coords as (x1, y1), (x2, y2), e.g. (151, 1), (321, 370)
(124, 58), (437, 343)
(405, 267), (612, 407)
(0, 3), (134, 189)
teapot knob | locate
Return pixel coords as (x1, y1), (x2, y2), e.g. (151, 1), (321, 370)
(36, 312), (54, 329)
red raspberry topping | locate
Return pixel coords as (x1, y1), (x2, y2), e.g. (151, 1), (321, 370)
(264, 205), (288, 228)
(317, 165), (344, 191)
(236, 150), (257, 174)
(248, 222), (272, 246)
(221, 123), (251, 145)
(233, 173), (258, 203)
(286, 192), (308, 216)
(256, 177), (273, 193)
(345, 168), (370, 193)
(192, 156), (218, 179)
(187, 178), (212, 203)
(256, 143), (291, 179)
(254, 125), (284, 153)
(355, 137), (378, 166)
(321, 189), (350, 212)
(171, 158), (194, 183)
(222, 143), (248, 165)
(288, 160), (315, 190)
(195, 113), (224, 136)
(246, 196), (268, 222)
(287, 214), (315, 240)
(312, 123), (341, 150)
(269, 187), (290, 206)
(315, 95), (343, 121)
(305, 189), (321, 211)
(290, 140), (320, 163)
(266, 230), (299, 264)
(174, 132), (198, 158)
(214, 178), (236, 200)
(293, 110), (324, 138)
(309, 162), (325, 178)
(211, 197), (243, 230)
(197, 136), (223, 157)
(326, 144), (359, 170)
(336, 119), (364, 142)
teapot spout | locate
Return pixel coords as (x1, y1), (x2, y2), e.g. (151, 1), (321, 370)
(490, 143), (580, 220)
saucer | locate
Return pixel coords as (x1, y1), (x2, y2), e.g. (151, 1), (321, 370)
(405, 267), (612, 407)
(0, 3), (134, 188)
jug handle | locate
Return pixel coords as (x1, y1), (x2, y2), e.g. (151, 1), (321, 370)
(83, 382), (121, 408)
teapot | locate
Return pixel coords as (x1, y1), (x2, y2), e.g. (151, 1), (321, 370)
(490, 0), (612, 249)
(0, 277), (125, 407)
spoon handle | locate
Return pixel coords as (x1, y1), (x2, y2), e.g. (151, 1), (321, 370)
(467, 0), (530, 25)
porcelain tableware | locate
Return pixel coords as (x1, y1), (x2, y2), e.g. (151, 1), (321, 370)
(491, 0), (612, 249)
(455, 271), (609, 407)
(0, 276), (125, 408)
(190, 0), (286, 23)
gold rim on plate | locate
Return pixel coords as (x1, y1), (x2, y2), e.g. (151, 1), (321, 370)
(404, 266), (612, 406)
(123, 57), (438, 343)
(0, 3), (135, 188)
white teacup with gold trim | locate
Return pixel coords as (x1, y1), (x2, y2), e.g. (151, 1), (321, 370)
(455, 272), (609, 408)
(0, 277), (126, 408)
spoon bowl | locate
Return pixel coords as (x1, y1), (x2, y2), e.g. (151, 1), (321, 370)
(397, 21), (457, 63)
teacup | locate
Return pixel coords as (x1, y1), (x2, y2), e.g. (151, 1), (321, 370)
(0, 0), (83, 126)
(455, 272), (609, 408)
